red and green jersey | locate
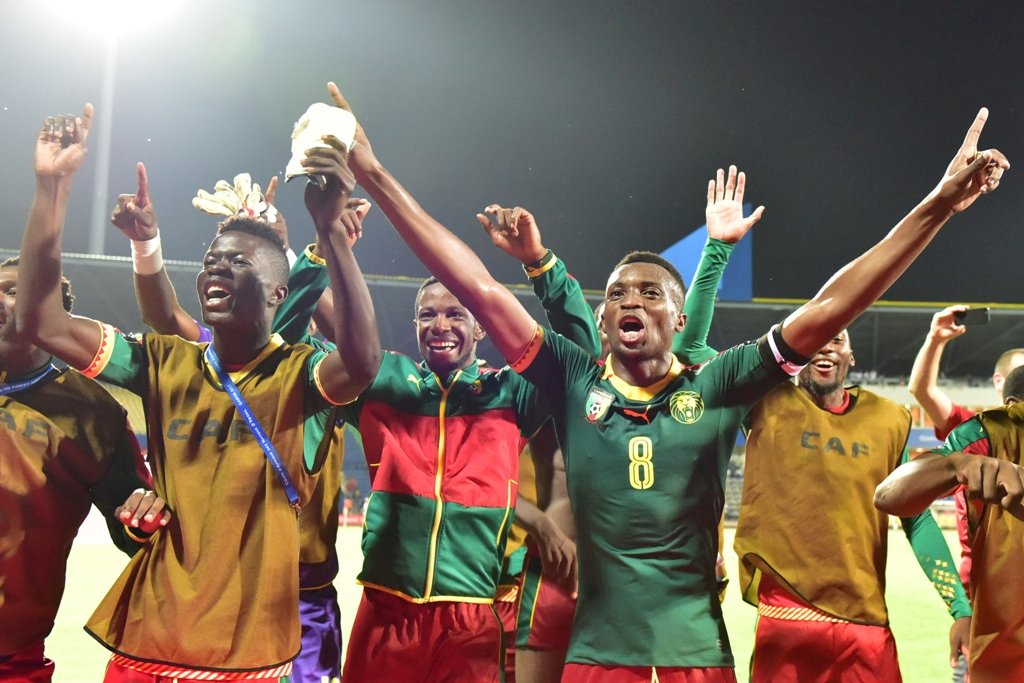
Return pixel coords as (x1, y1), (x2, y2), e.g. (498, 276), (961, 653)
(0, 365), (148, 655)
(516, 328), (792, 667)
(338, 353), (546, 602)
(331, 250), (597, 605)
(79, 327), (337, 672)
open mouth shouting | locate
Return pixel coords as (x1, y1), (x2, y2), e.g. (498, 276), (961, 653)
(202, 281), (234, 312)
(618, 315), (646, 346)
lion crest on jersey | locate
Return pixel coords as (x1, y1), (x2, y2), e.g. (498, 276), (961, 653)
(669, 390), (704, 424)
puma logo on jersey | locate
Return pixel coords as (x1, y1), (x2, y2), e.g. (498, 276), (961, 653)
(407, 374), (421, 387)
(800, 432), (870, 457)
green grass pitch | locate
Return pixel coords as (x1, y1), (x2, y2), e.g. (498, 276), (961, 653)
(48, 527), (962, 682)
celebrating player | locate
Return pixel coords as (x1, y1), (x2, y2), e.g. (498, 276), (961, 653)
(16, 104), (381, 681)
(330, 80), (1006, 681)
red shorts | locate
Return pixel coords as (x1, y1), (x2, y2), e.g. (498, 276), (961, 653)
(0, 641), (55, 683)
(342, 587), (504, 683)
(561, 663), (736, 683)
(515, 547), (575, 651)
(750, 577), (901, 683)
(102, 657), (285, 682)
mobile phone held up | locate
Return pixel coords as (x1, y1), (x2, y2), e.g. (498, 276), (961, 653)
(954, 307), (991, 325)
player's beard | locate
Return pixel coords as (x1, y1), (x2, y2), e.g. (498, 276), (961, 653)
(798, 371), (844, 400)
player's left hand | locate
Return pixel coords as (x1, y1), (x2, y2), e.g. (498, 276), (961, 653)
(705, 165), (764, 244)
(933, 108), (1010, 215)
(477, 204), (547, 265)
(948, 616), (970, 669)
(35, 104), (93, 184)
(116, 488), (172, 535)
(302, 135), (357, 230)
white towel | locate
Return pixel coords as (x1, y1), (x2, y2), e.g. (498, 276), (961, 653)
(285, 103), (357, 189)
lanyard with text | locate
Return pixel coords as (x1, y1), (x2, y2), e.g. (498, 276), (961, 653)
(204, 345), (302, 512)
(0, 363), (60, 396)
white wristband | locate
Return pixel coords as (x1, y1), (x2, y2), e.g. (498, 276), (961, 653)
(130, 232), (164, 276)
(286, 247), (298, 268)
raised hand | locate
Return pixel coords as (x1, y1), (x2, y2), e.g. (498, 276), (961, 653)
(928, 305), (968, 343)
(116, 488), (172, 535)
(111, 162), (158, 241)
(476, 204), (547, 264)
(326, 81), (376, 176)
(934, 108), (1010, 215)
(302, 135), (357, 231)
(35, 104), (93, 184)
(340, 197), (371, 247)
(705, 165), (764, 244)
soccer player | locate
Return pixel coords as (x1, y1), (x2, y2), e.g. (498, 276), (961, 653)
(0, 252), (167, 682)
(16, 105), (381, 681)
(908, 306), (1024, 681)
(108, 162), (370, 683)
(671, 185), (972, 681)
(278, 191), (599, 683)
(875, 365), (1024, 683)
(734, 329), (970, 682)
(330, 78), (1006, 681)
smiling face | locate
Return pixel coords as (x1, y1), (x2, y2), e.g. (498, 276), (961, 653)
(0, 265), (46, 368)
(195, 231), (287, 331)
(415, 282), (485, 378)
(798, 330), (855, 401)
(602, 261), (685, 363)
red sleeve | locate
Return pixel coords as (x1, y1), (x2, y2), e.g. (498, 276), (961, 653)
(934, 403), (978, 441)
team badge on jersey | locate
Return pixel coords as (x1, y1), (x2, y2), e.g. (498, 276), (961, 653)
(584, 388), (614, 423)
(669, 390), (704, 424)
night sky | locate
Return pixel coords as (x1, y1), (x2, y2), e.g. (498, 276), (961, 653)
(2, 2), (1021, 303)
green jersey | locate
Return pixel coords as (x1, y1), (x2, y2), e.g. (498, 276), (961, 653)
(516, 327), (791, 667)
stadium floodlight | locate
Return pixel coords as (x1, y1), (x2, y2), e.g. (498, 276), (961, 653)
(45, 0), (182, 254)
(45, 0), (181, 36)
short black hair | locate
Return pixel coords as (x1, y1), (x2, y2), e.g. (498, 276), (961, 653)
(1, 256), (75, 313)
(216, 216), (289, 284)
(414, 276), (441, 316)
(1003, 365), (1024, 403)
(612, 251), (687, 307)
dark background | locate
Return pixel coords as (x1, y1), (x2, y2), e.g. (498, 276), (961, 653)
(2, 2), (1021, 303)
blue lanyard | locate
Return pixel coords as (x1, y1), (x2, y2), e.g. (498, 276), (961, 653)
(0, 363), (60, 396)
(204, 345), (301, 512)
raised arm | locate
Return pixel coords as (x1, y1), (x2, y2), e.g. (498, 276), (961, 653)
(328, 82), (538, 363)
(17, 105), (107, 369)
(111, 162), (202, 341)
(907, 306), (968, 429)
(300, 136), (381, 402)
(272, 198), (370, 346)
(481, 204), (601, 358)
(780, 109), (1008, 357)
(674, 165), (763, 363)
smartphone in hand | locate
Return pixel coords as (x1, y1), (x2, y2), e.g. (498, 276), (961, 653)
(954, 307), (991, 325)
